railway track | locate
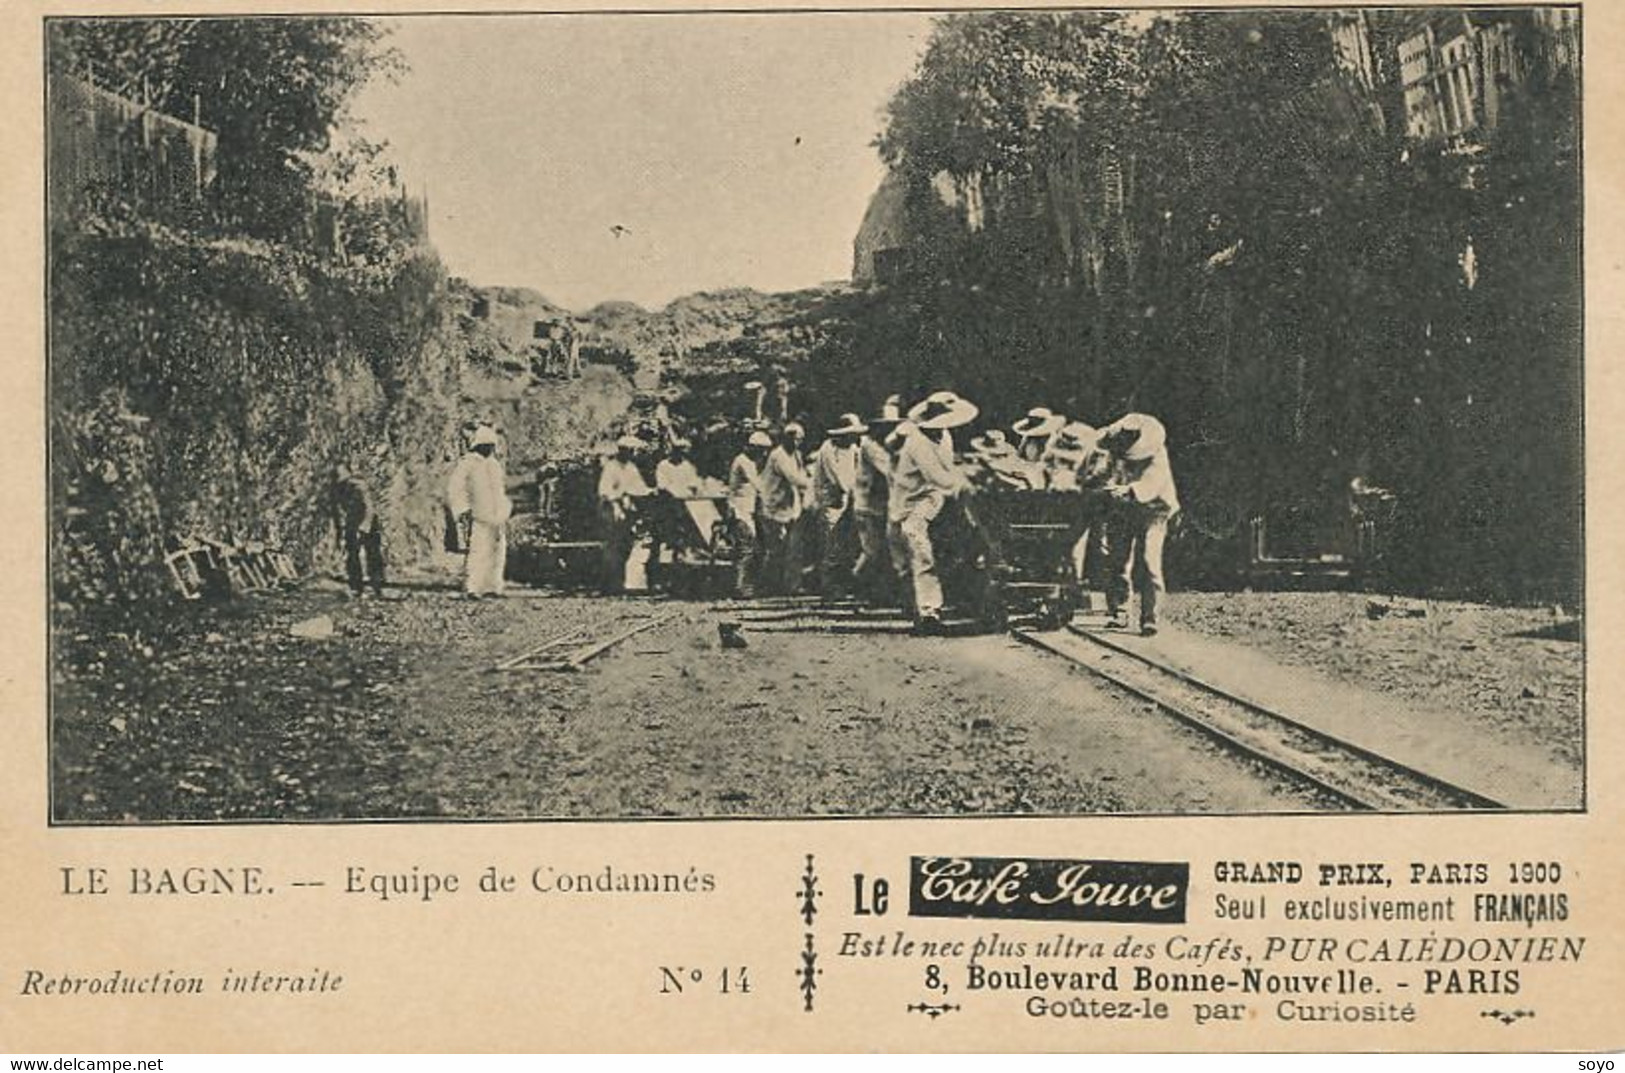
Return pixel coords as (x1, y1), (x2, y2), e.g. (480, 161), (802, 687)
(1013, 624), (1504, 812)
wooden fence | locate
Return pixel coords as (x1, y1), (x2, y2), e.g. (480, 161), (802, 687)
(48, 75), (217, 222)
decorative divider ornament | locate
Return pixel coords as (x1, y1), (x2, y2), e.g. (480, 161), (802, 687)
(798, 854), (821, 1012)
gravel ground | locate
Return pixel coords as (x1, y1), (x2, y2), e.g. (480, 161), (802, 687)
(1165, 591), (1584, 767)
(51, 578), (1337, 822)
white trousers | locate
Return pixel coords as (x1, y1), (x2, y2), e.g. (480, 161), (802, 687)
(899, 494), (947, 617)
(465, 520), (508, 595)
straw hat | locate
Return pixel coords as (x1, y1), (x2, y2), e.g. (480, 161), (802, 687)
(616, 434), (644, 451)
(1012, 407), (1065, 439)
(827, 413), (868, 436)
(970, 429), (1016, 457)
(783, 422), (806, 439)
(1050, 421), (1101, 454)
(908, 391), (979, 430)
(747, 430), (773, 448)
(471, 426), (500, 448)
(867, 395), (905, 430)
(1110, 414), (1167, 461)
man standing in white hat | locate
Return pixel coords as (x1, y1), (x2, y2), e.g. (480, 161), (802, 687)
(965, 429), (1025, 489)
(728, 429), (772, 596)
(1098, 413), (1180, 635)
(1012, 406), (1065, 458)
(1010, 406), (1067, 489)
(1043, 421), (1115, 609)
(854, 397), (903, 601)
(446, 425), (512, 598)
(599, 434), (653, 593)
(654, 437), (702, 497)
(894, 391), (978, 634)
(649, 436), (704, 586)
(758, 422), (813, 594)
(812, 413), (865, 595)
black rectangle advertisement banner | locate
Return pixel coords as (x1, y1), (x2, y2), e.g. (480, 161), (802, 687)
(908, 856), (1189, 924)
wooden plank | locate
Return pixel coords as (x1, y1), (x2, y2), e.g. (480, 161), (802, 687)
(556, 610), (680, 670)
(493, 609), (683, 673)
(490, 625), (595, 671)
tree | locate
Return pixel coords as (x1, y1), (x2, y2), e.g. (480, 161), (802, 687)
(865, 9), (1581, 599)
(50, 17), (400, 239)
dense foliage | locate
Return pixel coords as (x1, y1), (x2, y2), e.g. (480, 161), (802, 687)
(49, 18), (472, 623)
(828, 10), (1580, 602)
(50, 17), (398, 239)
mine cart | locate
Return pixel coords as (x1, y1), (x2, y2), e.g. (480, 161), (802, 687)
(639, 491), (735, 597)
(504, 461), (606, 588)
(952, 488), (1094, 631)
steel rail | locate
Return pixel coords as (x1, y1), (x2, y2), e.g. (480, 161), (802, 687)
(1012, 625), (1503, 812)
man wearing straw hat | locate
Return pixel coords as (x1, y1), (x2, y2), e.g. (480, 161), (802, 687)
(727, 429), (773, 596)
(965, 428), (1025, 490)
(854, 396), (903, 601)
(1042, 421), (1101, 490)
(650, 436), (707, 586)
(1012, 406), (1065, 458)
(1046, 420), (1115, 609)
(1098, 413), (1180, 635)
(654, 436), (702, 497)
(1010, 406), (1066, 488)
(758, 422), (813, 594)
(893, 391), (978, 634)
(812, 412), (865, 595)
(598, 434), (653, 594)
(446, 425), (512, 598)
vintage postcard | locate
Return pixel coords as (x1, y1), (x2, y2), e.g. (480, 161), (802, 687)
(1, 0), (1619, 1053)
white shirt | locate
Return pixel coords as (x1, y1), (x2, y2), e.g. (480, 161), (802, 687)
(447, 452), (512, 526)
(889, 428), (967, 522)
(599, 457), (651, 504)
(729, 453), (762, 519)
(854, 437), (891, 516)
(811, 439), (858, 511)
(759, 445), (811, 523)
(1116, 453), (1180, 513)
(655, 458), (702, 497)
(1100, 416), (1179, 512)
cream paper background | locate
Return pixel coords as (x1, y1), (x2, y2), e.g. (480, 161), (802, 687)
(1, 0), (1619, 1053)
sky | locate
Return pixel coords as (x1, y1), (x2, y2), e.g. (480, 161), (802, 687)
(348, 14), (934, 312)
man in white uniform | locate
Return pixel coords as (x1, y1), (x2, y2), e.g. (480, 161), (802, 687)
(812, 414), (864, 595)
(599, 435), (653, 593)
(854, 397), (903, 601)
(894, 391), (977, 634)
(758, 423), (813, 594)
(655, 437), (703, 497)
(1098, 413), (1180, 635)
(651, 437), (717, 576)
(728, 430), (772, 596)
(446, 426), (512, 598)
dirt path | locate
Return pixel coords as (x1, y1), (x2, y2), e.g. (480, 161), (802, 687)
(1166, 592), (1583, 769)
(282, 591), (1335, 817)
(53, 584), (1333, 821)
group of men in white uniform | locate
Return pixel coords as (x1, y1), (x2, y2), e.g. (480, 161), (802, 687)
(968, 405), (1181, 634)
(448, 395), (1179, 635)
(718, 391), (1180, 636)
